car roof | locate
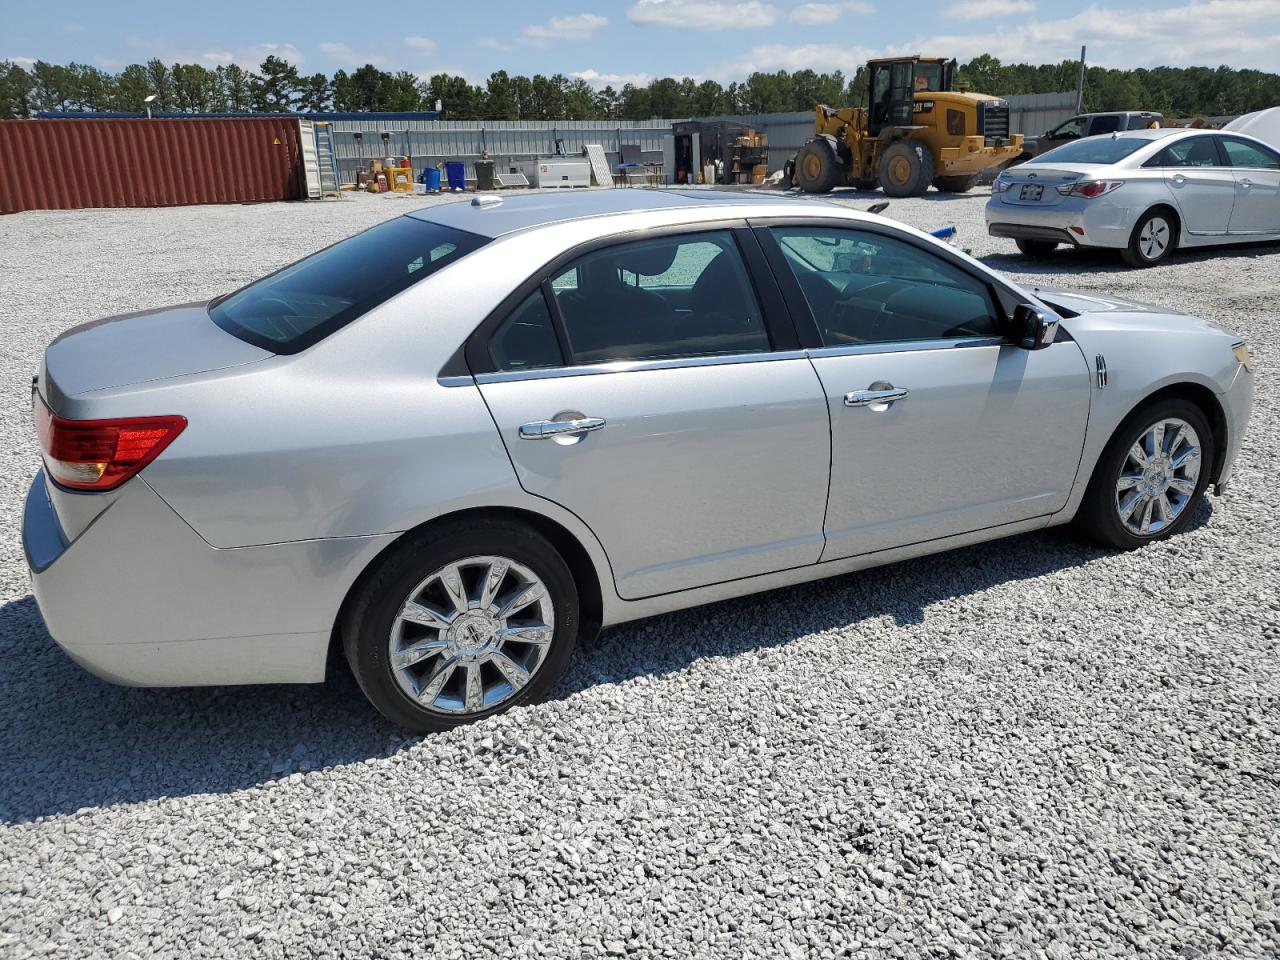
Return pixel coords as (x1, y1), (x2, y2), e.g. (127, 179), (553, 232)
(407, 189), (840, 239)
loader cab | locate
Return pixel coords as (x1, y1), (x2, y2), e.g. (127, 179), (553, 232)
(867, 57), (956, 136)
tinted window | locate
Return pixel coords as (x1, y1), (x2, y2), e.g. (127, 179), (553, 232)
(547, 231), (770, 364)
(1146, 136), (1221, 168)
(1031, 136), (1150, 165)
(1049, 117), (1085, 138)
(771, 227), (999, 346)
(1090, 115), (1122, 134)
(1219, 136), (1280, 169)
(490, 290), (562, 372)
(210, 217), (487, 353)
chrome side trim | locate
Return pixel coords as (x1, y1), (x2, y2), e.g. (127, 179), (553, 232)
(437, 374), (476, 388)
(472, 349), (809, 384)
(1095, 353), (1108, 389)
(805, 336), (1004, 359)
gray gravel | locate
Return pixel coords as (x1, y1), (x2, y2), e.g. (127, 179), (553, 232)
(1, 187), (1278, 959)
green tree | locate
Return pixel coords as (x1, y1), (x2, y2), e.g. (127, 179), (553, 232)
(217, 64), (253, 112)
(296, 73), (331, 112)
(145, 58), (174, 111)
(424, 73), (484, 119)
(250, 54), (300, 111)
(172, 63), (225, 112)
(30, 61), (77, 111)
(0, 61), (34, 117)
(484, 70), (517, 120)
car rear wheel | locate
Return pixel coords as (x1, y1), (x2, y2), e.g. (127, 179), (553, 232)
(343, 518), (579, 733)
(1075, 398), (1212, 550)
(1121, 208), (1177, 267)
(1015, 238), (1059, 258)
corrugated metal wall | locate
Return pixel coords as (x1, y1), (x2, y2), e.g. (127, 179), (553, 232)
(0, 117), (304, 215)
(326, 118), (679, 183)
(1004, 91), (1077, 135)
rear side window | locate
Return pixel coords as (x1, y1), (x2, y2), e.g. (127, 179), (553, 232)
(544, 231), (770, 365)
(1090, 115), (1122, 134)
(490, 291), (563, 372)
(210, 217), (488, 353)
(1146, 137), (1222, 168)
(771, 226), (999, 346)
(1219, 136), (1280, 169)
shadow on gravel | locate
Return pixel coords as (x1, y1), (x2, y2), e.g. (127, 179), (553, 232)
(981, 239), (1280, 279)
(0, 500), (1212, 824)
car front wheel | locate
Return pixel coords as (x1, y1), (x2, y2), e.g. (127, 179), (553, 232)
(343, 518), (579, 733)
(1076, 398), (1212, 550)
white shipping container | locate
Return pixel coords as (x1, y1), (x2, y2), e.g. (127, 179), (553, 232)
(526, 158), (592, 188)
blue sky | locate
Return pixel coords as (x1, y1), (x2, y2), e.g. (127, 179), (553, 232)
(6, 0), (1280, 84)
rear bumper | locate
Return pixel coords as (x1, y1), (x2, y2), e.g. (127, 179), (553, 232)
(985, 195), (1134, 249)
(23, 470), (396, 687)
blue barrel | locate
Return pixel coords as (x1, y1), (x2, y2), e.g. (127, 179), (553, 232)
(445, 161), (466, 192)
(424, 167), (442, 192)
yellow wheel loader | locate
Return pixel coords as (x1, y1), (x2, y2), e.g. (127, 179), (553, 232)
(789, 57), (1024, 197)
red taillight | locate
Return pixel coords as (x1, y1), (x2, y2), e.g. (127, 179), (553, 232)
(1059, 179), (1124, 199)
(34, 400), (186, 491)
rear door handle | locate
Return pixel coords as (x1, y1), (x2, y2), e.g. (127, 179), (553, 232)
(845, 387), (909, 407)
(519, 417), (606, 439)
(1171, 174), (1187, 185)
(1239, 178), (1252, 188)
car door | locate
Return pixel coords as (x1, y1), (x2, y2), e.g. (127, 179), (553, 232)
(471, 225), (831, 600)
(756, 221), (1091, 561)
(1217, 135), (1280, 234)
(1155, 135), (1235, 234)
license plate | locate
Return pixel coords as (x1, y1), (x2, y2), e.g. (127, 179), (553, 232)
(1019, 183), (1044, 201)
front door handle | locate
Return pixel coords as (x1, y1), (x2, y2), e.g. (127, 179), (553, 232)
(1239, 178), (1252, 188)
(845, 387), (909, 407)
(519, 416), (606, 439)
(1172, 174), (1187, 185)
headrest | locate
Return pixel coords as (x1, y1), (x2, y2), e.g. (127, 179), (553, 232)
(611, 241), (679, 277)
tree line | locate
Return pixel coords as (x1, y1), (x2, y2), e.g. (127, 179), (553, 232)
(2, 54), (1278, 122)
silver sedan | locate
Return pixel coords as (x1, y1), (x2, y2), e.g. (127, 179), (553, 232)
(987, 128), (1280, 266)
(24, 190), (1254, 731)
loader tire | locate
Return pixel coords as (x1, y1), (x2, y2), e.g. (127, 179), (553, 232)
(795, 140), (843, 194)
(932, 175), (979, 193)
(878, 141), (935, 197)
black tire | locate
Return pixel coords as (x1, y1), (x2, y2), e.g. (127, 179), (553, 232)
(1074, 398), (1213, 551)
(878, 141), (935, 197)
(1121, 207), (1178, 267)
(932, 175), (978, 193)
(342, 518), (580, 733)
(783, 158), (796, 188)
(794, 140), (843, 193)
(1015, 238), (1059, 258)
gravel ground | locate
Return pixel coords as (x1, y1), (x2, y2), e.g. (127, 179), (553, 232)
(1, 187), (1277, 959)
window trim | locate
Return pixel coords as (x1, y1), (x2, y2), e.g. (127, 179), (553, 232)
(463, 220), (800, 377)
(749, 217), (1016, 351)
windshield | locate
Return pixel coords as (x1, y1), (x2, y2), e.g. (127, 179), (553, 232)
(914, 62), (945, 92)
(210, 217), (488, 353)
(1030, 136), (1151, 165)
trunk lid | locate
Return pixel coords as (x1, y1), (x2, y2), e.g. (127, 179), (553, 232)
(997, 164), (1098, 208)
(41, 302), (271, 411)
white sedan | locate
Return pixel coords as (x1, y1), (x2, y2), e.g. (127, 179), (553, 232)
(987, 128), (1280, 266)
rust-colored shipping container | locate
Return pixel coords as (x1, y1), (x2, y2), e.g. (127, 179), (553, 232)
(0, 117), (305, 215)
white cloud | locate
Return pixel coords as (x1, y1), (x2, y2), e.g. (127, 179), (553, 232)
(404, 36), (437, 53)
(710, 42), (877, 80)
(7, 55), (36, 66)
(239, 43), (303, 67)
(790, 2), (874, 25)
(200, 51), (234, 63)
(921, 0), (1280, 71)
(521, 13), (609, 44)
(946, 0), (1035, 19)
(628, 0), (778, 30)
(317, 41), (387, 67)
(570, 68), (656, 87)
(123, 36), (305, 70)
(476, 36), (513, 51)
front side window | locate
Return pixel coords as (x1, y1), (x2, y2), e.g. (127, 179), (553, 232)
(1148, 136), (1222, 168)
(545, 231), (770, 364)
(1050, 117), (1086, 139)
(1219, 136), (1280, 169)
(771, 227), (1000, 346)
(210, 217), (487, 353)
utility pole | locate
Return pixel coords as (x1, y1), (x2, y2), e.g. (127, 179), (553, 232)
(1075, 45), (1087, 113)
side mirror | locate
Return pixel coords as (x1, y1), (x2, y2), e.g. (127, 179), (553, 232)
(1013, 303), (1059, 350)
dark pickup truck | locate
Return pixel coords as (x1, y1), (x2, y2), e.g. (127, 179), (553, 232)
(1019, 111), (1165, 160)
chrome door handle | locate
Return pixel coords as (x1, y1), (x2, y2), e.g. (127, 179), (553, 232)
(1172, 174), (1187, 185)
(519, 417), (606, 439)
(845, 387), (909, 407)
(1240, 178), (1252, 188)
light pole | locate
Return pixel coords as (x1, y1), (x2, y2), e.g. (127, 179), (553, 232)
(143, 93), (157, 119)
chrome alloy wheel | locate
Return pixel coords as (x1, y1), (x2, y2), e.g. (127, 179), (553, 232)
(1138, 215), (1172, 261)
(1115, 418), (1201, 536)
(387, 556), (555, 715)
